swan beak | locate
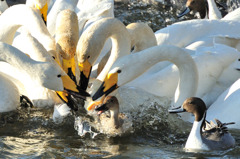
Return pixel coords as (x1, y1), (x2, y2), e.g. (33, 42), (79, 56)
(56, 75), (90, 103)
(177, 7), (191, 18)
(168, 106), (186, 113)
(78, 59), (92, 90)
(36, 3), (48, 25)
(87, 95), (105, 111)
(62, 57), (76, 82)
(92, 72), (118, 101)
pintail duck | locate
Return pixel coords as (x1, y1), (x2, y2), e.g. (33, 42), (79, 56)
(169, 97), (235, 151)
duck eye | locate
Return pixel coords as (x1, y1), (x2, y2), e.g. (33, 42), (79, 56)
(238, 59), (240, 61)
(117, 70), (121, 73)
(57, 74), (61, 78)
(52, 56), (56, 59)
(87, 56), (90, 59)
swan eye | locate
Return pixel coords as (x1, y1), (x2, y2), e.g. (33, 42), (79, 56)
(238, 59), (240, 61)
(87, 56), (90, 59)
(117, 70), (121, 73)
(57, 74), (61, 78)
(52, 56), (56, 59)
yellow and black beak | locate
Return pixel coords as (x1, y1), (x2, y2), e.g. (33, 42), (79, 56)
(62, 57), (77, 83)
(56, 75), (90, 109)
(92, 72), (118, 101)
(78, 59), (92, 91)
(36, 3), (48, 25)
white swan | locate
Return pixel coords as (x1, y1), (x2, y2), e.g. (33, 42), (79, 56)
(47, 0), (113, 37)
(76, 17), (131, 90)
(97, 22), (157, 76)
(155, 19), (240, 48)
(88, 45), (198, 111)
(26, 0), (49, 24)
(0, 4), (56, 57)
(178, 0), (223, 19)
(55, 9), (79, 83)
(125, 44), (239, 108)
(206, 78), (240, 129)
(0, 73), (20, 112)
(0, 42), (86, 109)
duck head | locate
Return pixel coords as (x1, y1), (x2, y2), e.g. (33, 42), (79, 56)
(95, 96), (119, 115)
(169, 97), (206, 122)
(178, 0), (207, 19)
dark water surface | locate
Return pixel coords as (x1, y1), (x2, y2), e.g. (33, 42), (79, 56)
(1, 0), (240, 158)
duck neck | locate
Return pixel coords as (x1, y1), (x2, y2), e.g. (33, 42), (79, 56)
(185, 113), (208, 150)
(206, 0), (222, 19)
(110, 109), (120, 129)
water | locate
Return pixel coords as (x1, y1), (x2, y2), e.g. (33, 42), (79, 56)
(2, 0), (240, 158)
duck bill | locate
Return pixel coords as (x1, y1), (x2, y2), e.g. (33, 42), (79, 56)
(78, 59), (92, 91)
(36, 3), (48, 25)
(62, 57), (77, 83)
(177, 7), (191, 18)
(92, 72), (119, 101)
(168, 106), (186, 113)
(95, 103), (108, 115)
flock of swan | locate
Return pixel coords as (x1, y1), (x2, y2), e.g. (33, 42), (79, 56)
(1, 0), (240, 151)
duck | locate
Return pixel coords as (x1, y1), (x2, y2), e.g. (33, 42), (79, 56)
(76, 17), (131, 91)
(206, 78), (240, 129)
(0, 0), (8, 15)
(93, 96), (132, 136)
(178, 0), (225, 19)
(0, 4), (56, 57)
(97, 22), (157, 76)
(87, 45), (198, 112)
(168, 97), (235, 151)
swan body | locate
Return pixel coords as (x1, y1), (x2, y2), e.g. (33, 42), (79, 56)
(169, 97), (235, 151)
(90, 45), (198, 110)
(155, 19), (240, 48)
(0, 4), (56, 57)
(206, 78), (240, 129)
(0, 73), (20, 112)
(222, 8), (240, 21)
(126, 44), (239, 108)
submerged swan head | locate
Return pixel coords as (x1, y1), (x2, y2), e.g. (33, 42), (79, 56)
(169, 97), (235, 151)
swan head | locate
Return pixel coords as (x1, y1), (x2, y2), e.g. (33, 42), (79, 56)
(38, 62), (90, 105)
(34, 0), (48, 24)
(92, 67), (121, 101)
(55, 9), (79, 81)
